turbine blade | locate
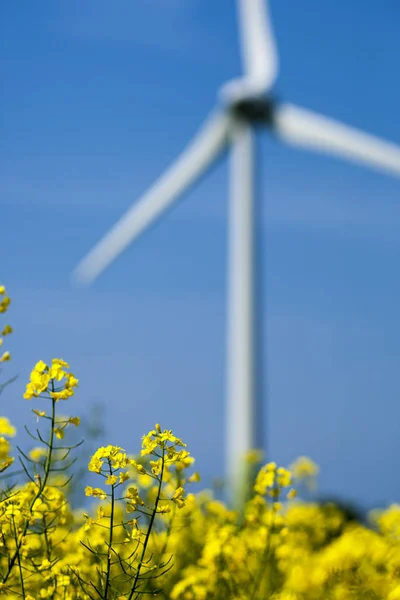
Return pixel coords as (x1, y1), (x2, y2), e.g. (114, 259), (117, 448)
(274, 103), (400, 178)
(73, 111), (231, 285)
(221, 1), (278, 104)
(239, 0), (278, 88)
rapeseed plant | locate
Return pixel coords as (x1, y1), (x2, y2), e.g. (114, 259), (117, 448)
(1, 283), (399, 598)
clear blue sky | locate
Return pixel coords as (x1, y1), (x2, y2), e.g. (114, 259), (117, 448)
(2, 0), (400, 511)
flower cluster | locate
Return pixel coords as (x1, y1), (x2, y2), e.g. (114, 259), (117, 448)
(0, 287), (14, 473)
(24, 358), (78, 400)
(72, 424), (197, 597)
(0, 285), (11, 314)
(0, 285), (12, 363)
(0, 350), (82, 597)
(254, 461), (295, 499)
(0, 417), (15, 473)
(290, 455), (319, 492)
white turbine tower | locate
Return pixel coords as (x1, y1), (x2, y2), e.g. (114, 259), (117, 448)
(74, 1), (400, 502)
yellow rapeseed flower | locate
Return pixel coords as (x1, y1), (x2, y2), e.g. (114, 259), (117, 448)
(290, 456), (319, 479)
(105, 474), (118, 485)
(0, 296), (11, 313)
(0, 351), (11, 362)
(0, 436), (14, 472)
(32, 409), (46, 418)
(0, 437), (12, 460)
(85, 486), (107, 500)
(88, 445), (129, 473)
(119, 471), (129, 483)
(157, 504), (172, 514)
(245, 448), (264, 464)
(0, 417), (16, 437)
(54, 428), (64, 440)
(29, 447), (48, 462)
(276, 467), (292, 488)
(24, 358), (78, 400)
(172, 486), (186, 508)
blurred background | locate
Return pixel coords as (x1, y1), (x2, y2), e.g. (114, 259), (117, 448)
(2, 0), (400, 513)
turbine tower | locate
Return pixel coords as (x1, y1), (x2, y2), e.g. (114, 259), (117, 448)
(74, 0), (400, 503)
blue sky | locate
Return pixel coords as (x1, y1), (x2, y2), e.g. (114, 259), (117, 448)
(2, 0), (400, 511)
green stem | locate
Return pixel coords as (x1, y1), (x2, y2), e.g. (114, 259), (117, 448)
(42, 514), (52, 562)
(127, 446), (165, 600)
(13, 517), (26, 599)
(103, 462), (115, 600)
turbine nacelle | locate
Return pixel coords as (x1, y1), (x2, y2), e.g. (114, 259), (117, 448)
(219, 78), (273, 109)
(219, 80), (277, 126)
(230, 95), (276, 126)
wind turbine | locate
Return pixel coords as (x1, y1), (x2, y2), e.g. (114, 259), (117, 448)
(74, 0), (400, 502)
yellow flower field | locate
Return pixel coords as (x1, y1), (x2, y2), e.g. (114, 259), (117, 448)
(1, 285), (399, 599)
